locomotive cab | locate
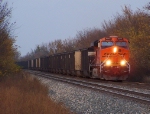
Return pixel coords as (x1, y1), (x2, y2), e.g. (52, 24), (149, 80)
(90, 36), (130, 80)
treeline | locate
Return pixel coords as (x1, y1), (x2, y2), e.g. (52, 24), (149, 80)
(20, 3), (150, 80)
(0, 2), (19, 76)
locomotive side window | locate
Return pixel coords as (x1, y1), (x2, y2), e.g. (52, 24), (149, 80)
(116, 42), (127, 48)
(101, 41), (114, 49)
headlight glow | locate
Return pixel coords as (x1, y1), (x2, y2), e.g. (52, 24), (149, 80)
(105, 60), (111, 66)
(120, 60), (126, 66)
(113, 47), (117, 53)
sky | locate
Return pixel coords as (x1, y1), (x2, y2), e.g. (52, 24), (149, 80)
(5, 0), (150, 56)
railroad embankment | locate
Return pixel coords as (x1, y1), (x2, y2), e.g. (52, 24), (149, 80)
(0, 71), (73, 114)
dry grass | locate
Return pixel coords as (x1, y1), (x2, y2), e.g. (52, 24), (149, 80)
(0, 71), (73, 114)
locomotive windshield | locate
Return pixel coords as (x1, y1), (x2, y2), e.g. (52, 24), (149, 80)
(101, 41), (114, 49)
(116, 41), (127, 48)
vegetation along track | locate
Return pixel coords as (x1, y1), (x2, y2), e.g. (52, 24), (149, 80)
(27, 70), (150, 105)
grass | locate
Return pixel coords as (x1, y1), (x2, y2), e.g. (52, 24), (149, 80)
(0, 71), (73, 114)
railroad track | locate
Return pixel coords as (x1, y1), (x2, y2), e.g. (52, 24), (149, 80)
(26, 70), (150, 105)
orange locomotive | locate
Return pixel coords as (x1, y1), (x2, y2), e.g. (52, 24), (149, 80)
(90, 36), (130, 80)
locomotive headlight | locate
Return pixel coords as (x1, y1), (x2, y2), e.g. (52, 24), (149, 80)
(105, 60), (111, 66)
(113, 47), (117, 53)
(120, 60), (126, 66)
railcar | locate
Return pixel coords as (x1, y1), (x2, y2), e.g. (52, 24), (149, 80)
(18, 36), (130, 81)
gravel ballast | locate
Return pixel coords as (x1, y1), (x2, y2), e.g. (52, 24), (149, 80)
(35, 75), (150, 114)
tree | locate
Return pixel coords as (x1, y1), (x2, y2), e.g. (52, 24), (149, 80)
(0, 2), (18, 76)
(75, 28), (106, 49)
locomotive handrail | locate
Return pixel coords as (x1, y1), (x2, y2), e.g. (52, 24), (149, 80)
(126, 62), (130, 73)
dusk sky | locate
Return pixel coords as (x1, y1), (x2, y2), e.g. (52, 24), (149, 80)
(5, 0), (150, 56)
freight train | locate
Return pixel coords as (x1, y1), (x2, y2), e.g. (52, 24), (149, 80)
(17, 36), (130, 81)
